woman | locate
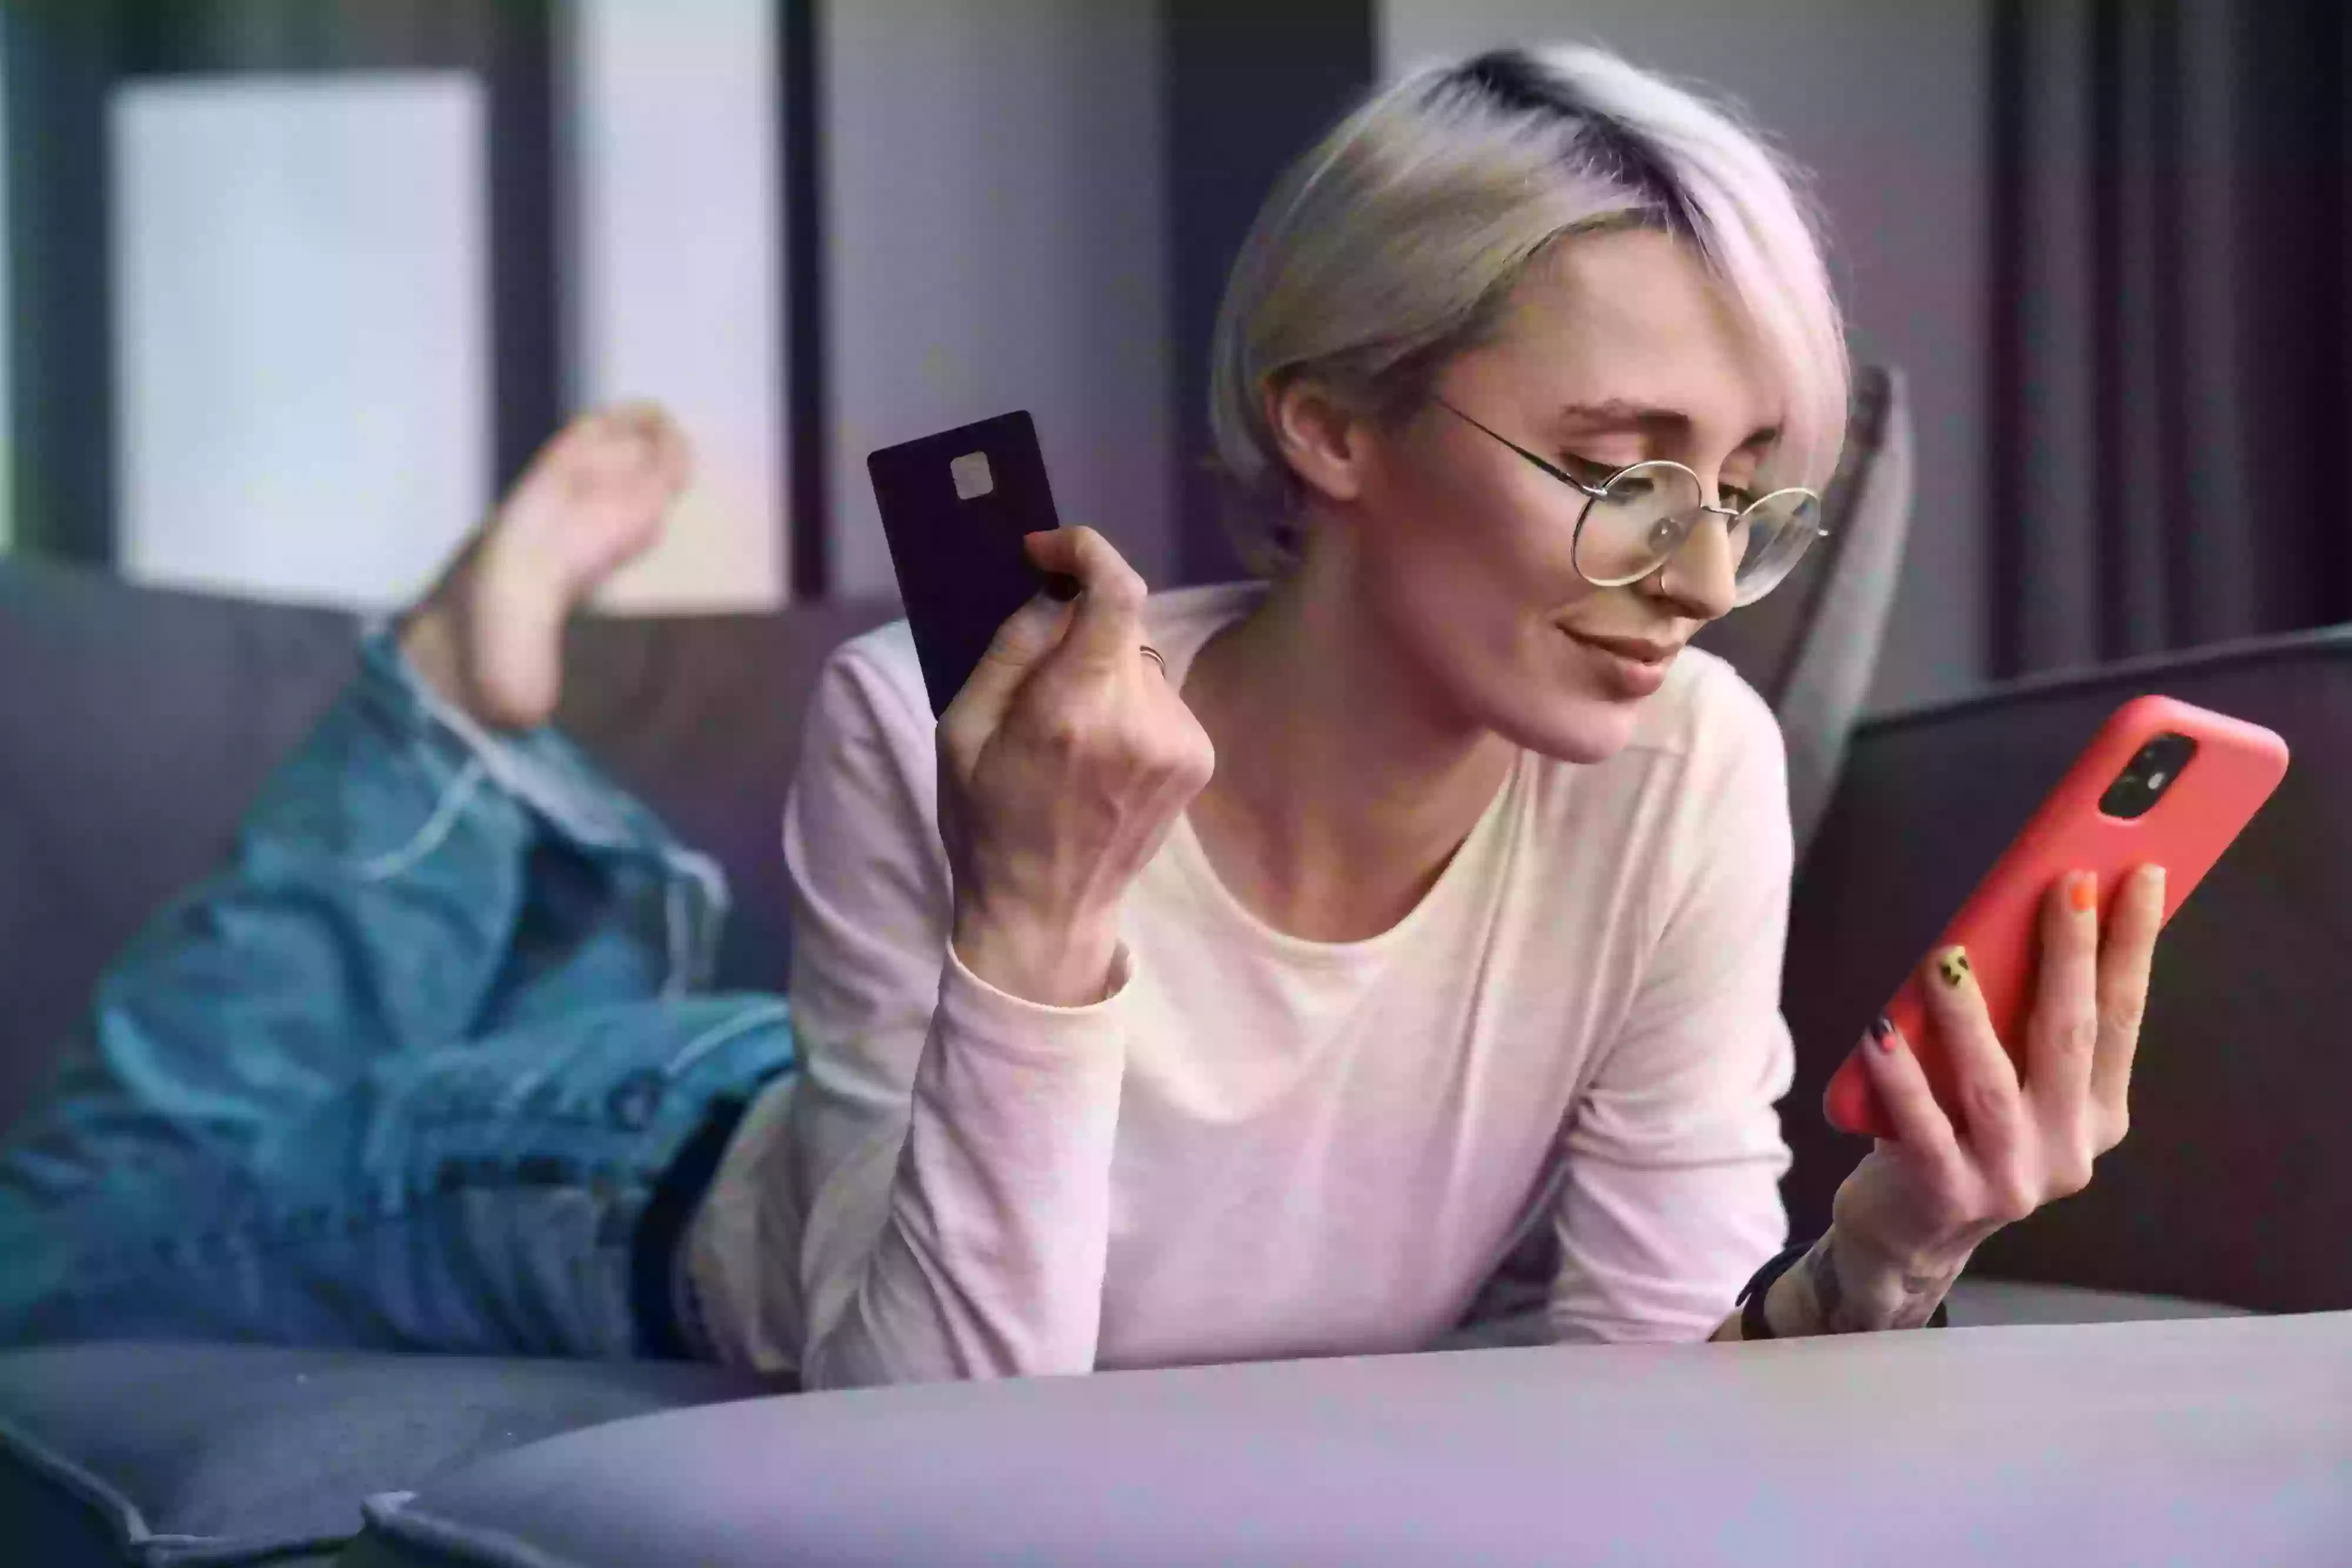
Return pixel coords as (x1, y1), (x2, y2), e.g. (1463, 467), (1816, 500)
(0, 44), (2160, 1383)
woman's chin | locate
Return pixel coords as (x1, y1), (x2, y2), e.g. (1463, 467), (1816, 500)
(1499, 689), (1645, 765)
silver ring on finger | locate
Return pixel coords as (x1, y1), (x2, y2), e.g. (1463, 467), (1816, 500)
(1139, 644), (1168, 678)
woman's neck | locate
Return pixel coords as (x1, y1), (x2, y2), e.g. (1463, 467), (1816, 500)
(1181, 554), (1518, 943)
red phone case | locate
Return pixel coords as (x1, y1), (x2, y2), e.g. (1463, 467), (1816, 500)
(1822, 695), (2290, 1140)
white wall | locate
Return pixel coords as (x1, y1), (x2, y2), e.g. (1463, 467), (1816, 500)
(38, 6), (1170, 607)
(824, 0), (1172, 596)
(112, 75), (491, 604)
(1381, 0), (1990, 711)
(563, 0), (787, 611)
(105, 7), (789, 612)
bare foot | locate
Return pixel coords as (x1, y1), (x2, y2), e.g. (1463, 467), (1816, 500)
(402, 403), (690, 728)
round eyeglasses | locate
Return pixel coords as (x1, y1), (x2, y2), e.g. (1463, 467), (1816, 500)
(1435, 399), (1826, 607)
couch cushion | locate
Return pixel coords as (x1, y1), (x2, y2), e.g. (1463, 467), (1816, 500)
(556, 603), (899, 996)
(0, 1342), (776, 1568)
(0, 556), (896, 1135)
(344, 1313), (2352, 1567)
(0, 562), (359, 1129)
(1943, 1277), (2250, 1326)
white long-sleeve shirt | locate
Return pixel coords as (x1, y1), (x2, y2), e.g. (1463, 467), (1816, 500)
(683, 581), (1796, 1386)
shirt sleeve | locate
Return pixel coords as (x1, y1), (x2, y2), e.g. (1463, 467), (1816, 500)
(775, 637), (1134, 1389)
(1545, 668), (1797, 1343)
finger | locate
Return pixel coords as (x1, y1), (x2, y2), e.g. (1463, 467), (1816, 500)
(1919, 944), (2028, 1162)
(2023, 871), (2102, 1129)
(1024, 527), (1148, 670)
(941, 591), (1075, 747)
(2090, 862), (2166, 1124)
(1855, 1016), (1965, 1169)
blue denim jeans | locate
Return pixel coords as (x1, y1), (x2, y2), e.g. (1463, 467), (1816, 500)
(0, 632), (797, 1359)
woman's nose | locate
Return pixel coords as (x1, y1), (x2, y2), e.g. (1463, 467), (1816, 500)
(1646, 506), (1740, 621)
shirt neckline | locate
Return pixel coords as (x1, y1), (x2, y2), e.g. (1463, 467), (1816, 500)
(1149, 583), (1526, 968)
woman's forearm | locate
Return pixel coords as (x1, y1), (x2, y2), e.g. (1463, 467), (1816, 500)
(799, 940), (1131, 1389)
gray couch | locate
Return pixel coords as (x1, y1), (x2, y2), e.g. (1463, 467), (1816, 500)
(6, 362), (2350, 1562)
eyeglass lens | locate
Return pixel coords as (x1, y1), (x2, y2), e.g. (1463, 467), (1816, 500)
(1575, 461), (1822, 601)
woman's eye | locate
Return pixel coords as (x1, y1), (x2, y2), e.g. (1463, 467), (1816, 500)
(1559, 454), (1618, 485)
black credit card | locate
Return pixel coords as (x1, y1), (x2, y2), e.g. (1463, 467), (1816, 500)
(868, 410), (1077, 718)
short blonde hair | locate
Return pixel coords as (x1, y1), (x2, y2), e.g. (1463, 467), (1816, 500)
(1207, 44), (1850, 577)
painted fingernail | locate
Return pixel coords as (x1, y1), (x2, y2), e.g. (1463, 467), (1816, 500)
(1870, 1016), (1897, 1053)
(1936, 947), (1972, 988)
(2070, 871), (2099, 914)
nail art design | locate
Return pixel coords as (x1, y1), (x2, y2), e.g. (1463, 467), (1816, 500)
(1870, 1017), (1897, 1052)
(1936, 948), (1972, 988)
(2070, 872), (2098, 914)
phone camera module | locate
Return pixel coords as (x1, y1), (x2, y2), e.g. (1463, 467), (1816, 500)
(2099, 731), (2199, 820)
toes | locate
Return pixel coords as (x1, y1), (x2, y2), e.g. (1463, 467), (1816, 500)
(607, 401), (668, 443)
(577, 404), (687, 489)
(650, 416), (694, 492)
(501, 402), (688, 556)
(607, 403), (694, 492)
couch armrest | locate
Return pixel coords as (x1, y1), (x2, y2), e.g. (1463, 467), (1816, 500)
(1781, 626), (2352, 1312)
(343, 1315), (2352, 1567)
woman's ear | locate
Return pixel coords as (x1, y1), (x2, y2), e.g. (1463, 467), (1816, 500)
(1264, 376), (1370, 506)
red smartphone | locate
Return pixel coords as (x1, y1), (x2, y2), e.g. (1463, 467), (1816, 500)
(1822, 695), (2290, 1139)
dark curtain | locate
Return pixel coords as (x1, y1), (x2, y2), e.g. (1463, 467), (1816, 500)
(1987, 0), (2352, 680)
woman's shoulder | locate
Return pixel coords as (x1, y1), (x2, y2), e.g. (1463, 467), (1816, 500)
(815, 618), (931, 740)
(828, 615), (923, 687)
(1638, 646), (1782, 767)
(823, 580), (1268, 718)
(1144, 580), (1269, 634)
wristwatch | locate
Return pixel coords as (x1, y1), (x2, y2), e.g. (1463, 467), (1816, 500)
(1736, 1238), (1950, 1340)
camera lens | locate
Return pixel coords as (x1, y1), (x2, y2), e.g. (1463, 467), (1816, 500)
(2102, 731), (2198, 819)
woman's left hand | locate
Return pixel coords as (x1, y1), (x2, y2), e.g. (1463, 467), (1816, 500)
(1819, 862), (2168, 1328)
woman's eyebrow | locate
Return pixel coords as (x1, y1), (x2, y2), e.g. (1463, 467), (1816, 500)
(1556, 400), (1781, 450)
(1558, 398), (1679, 428)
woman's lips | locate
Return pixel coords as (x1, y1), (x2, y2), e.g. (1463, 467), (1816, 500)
(1562, 629), (1681, 698)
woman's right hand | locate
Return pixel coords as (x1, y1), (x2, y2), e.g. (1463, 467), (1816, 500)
(936, 526), (1216, 1007)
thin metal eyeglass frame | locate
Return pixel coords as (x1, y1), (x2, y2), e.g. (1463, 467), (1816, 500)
(1431, 396), (1828, 595)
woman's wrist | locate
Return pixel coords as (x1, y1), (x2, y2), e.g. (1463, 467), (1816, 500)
(950, 897), (1123, 1009)
(1763, 1227), (1967, 1336)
